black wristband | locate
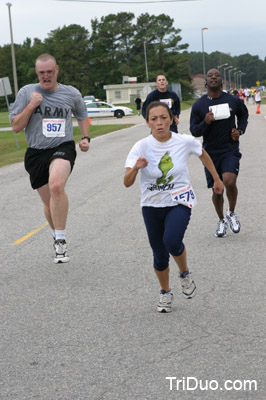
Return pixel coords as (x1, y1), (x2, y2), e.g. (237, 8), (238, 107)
(81, 136), (91, 142)
(238, 129), (244, 136)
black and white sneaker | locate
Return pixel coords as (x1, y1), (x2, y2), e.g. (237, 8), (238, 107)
(54, 239), (69, 263)
(180, 271), (197, 299)
(226, 210), (241, 233)
(215, 218), (227, 238)
(157, 290), (173, 313)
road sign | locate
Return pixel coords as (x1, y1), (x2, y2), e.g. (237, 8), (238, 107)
(0, 77), (12, 96)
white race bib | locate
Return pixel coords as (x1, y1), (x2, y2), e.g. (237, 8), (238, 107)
(42, 119), (66, 137)
(160, 98), (172, 108)
(209, 103), (230, 120)
(171, 185), (197, 208)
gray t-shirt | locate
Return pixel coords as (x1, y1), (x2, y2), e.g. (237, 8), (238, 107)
(9, 83), (88, 149)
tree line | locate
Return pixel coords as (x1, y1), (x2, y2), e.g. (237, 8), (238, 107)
(0, 12), (265, 109)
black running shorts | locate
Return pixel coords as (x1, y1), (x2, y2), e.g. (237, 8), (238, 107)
(205, 148), (242, 188)
(24, 140), (77, 189)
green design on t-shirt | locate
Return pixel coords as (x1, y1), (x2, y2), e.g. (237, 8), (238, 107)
(156, 152), (174, 185)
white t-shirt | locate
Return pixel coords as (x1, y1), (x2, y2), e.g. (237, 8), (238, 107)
(125, 133), (202, 207)
(255, 91), (261, 102)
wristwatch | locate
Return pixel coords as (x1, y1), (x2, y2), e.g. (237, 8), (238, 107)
(81, 136), (91, 142)
(238, 129), (244, 135)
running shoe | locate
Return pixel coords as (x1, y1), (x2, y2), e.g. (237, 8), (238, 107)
(226, 210), (241, 233)
(54, 239), (69, 263)
(180, 271), (197, 299)
(215, 218), (227, 238)
(157, 290), (173, 313)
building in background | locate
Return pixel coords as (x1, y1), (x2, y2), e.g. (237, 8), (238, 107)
(191, 73), (205, 96)
(104, 76), (182, 105)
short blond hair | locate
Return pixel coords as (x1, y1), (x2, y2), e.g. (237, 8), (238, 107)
(35, 54), (57, 66)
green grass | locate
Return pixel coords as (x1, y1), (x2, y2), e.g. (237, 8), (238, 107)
(0, 124), (133, 168)
(0, 111), (10, 127)
(2, 95), (261, 168)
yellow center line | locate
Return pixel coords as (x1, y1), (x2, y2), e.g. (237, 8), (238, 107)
(12, 221), (49, 246)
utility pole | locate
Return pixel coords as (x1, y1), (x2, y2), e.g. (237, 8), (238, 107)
(6, 3), (18, 97)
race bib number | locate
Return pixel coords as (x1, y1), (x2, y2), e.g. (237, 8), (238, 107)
(160, 98), (172, 108)
(209, 103), (230, 120)
(42, 119), (66, 137)
(171, 185), (197, 208)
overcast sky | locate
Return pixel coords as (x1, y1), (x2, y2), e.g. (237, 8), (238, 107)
(1, 0), (265, 63)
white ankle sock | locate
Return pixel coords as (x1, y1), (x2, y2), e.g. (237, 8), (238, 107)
(55, 230), (66, 241)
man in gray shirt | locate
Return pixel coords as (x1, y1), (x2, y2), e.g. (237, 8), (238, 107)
(10, 53), (90, 263)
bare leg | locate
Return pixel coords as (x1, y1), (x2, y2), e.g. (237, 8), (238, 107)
(171, 246), (188, 274)
(37, 158), (71, 230)
(212, 191), (224, 219)
(48, 159), (71, 230)
(223, 172), (238, 212)
(154, 267), (170, 292)
(37, 184), (54, 229)
(154, 247), (189, 292)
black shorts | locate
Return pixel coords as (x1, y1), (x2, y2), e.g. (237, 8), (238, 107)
(24, 140), (77, 189)
(205, 148), (242, 188)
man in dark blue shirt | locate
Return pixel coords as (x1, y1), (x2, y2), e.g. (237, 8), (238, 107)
(190, 68), (248, 238)
(142, 74), (180, 133)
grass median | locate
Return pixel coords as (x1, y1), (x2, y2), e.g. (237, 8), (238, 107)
(0, 100), (194, 168)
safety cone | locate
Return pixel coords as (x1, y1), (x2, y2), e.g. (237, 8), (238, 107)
(88, 117), (92, 125)
(256, 104), (260, 114)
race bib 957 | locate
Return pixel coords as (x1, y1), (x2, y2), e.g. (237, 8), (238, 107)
(42, 119), (66, 137)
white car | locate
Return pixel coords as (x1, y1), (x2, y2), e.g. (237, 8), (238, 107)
(85, 101), (133, 118)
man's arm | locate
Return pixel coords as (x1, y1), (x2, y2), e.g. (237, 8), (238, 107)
(174, 93), (181, 117)
(190, 103), (211, 138)
(141, 91), (154, 119)
(11, 92), (43, 133)
(141, 98), (148, 119)
(236, 98), (249, 133)
(172, 94), (180, 125)
(78, 118), (90, 152)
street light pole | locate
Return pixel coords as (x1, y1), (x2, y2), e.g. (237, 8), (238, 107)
(143, 41), (149, 83)
(217, 63), (228, 72)
(228, 67), (237, 91)
(239, 72), (245, 89)
(223, 65), (232, 91)
(234, 70), (241, 89)
(201, 27), (208, 79)
(6, 2), (18, 97)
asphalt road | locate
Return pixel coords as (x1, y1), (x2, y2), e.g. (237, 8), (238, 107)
(1, 104), (266, 400)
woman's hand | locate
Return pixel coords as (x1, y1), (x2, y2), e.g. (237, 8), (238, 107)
(124, 157), (148, 187)
(135, 157), (148, 170)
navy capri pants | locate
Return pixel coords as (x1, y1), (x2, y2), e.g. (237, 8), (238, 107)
(142, 205), (191, 271)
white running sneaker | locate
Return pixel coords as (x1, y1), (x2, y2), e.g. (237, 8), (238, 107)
(157, 290), (173, 313)
(54, 239), (69, 263)
(226, 210), (241, 233)
(180, 271), (197, 299)
(215, 218), (227, 238)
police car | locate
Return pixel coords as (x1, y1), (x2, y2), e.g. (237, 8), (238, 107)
(85, 101), (133, 118)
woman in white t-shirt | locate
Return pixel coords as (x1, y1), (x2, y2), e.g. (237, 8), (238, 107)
(124, 102), (224, 313)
